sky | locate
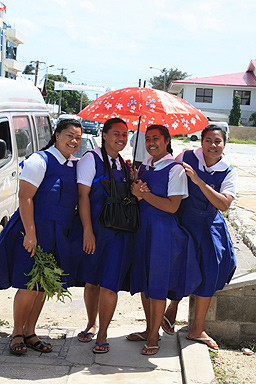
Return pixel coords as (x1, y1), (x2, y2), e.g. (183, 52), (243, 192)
(4, 0), (256, 100)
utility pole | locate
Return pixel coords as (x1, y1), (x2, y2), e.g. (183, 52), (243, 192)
(57, 67), (67, 116)
(31, 60), (46, 86)
(149, 67), (167, 92)
(80, 91), (83, 111)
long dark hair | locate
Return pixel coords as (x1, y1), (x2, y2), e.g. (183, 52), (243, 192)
(146, 124), (173, 155)
(42, 118), (82, 150)
(101, 118), (128, 159)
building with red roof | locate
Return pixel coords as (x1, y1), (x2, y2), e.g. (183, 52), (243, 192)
(170, 60), (256, 125)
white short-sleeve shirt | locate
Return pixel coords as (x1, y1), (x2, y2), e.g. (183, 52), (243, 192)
(77, 147), (124, 188)
(176, 147), (237, 198)
(141, 154), (188, 198)
(19, 146), (77, 188)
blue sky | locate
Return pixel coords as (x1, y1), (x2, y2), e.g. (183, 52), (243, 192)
(5, 0), (256, 100)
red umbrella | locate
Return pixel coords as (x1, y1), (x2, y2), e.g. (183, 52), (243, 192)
(78, 87), (208, 134)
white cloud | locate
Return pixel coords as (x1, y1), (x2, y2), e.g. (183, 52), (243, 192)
(80, 1), (97, 13)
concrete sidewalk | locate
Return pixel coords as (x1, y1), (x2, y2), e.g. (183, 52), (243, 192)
(1, 221), (255, 384)
(0, 313), (214, 384)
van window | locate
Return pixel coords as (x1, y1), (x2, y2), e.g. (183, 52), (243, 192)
(13, 116), (34, 160)
(0, 120), (12, 168)
(34, 116), (52, 150)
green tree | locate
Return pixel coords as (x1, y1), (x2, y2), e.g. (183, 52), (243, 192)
(249, 112), (256, 126)
(149, 67), (188, 91)
(22, 64), (35, 74)
(45, 74), (90, 114)
(229, 94), (241, 126)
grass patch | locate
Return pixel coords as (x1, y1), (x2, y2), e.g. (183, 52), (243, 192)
(248, 268), (256, 273)
(229, 138), (256, 145)
(0, 319), (9, 326)
(172, 136), (190, 143)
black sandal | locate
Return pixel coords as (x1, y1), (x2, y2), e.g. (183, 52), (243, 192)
(24, 333), (52, 353)
(9, 334), (27, 355)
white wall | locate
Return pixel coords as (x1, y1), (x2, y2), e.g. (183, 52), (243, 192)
(182, 84), (256, 124)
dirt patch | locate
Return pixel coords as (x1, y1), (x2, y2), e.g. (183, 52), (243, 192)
(210, 342), (256, 384)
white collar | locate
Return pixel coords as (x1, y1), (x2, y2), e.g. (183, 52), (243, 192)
(142, 153), (176, 170)
(47, 146), (77, 166)
(193, 147), (231, 173)
(95, 147), (121, 166)
(143, 153), (175, 166)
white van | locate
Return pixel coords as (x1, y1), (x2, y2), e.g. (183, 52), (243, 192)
(187, 122), (230, 141)
(58, 114), (83, 124)
(0, 78), (52, 229)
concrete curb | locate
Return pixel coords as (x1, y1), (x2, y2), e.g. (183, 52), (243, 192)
(178, 330), (216, 384)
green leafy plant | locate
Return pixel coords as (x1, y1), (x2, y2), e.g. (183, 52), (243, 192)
(249, 111), (256, 126)
(25, 245), (72, 303)
(229, 94), (242, 126)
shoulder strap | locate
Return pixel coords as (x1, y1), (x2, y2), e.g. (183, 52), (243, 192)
(37, 151), (49, 167)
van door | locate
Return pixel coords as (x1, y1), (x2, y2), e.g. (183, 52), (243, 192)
(12, 115), (35, 177)
(0, 117), (19, 226)
(32, 115), (52, 150)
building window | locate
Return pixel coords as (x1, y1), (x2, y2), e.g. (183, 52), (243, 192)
(6, 41), (17, 60)
(234, 90), (251, 105)
(195, 88), (213, 103)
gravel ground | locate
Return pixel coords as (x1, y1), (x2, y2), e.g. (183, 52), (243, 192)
(211, 344), (256, 384)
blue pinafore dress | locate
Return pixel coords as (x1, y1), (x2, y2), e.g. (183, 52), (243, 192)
(0, 151), (78, 290)
(71, 151), (133, 293)
(177, 150), (236, 297)
(130, 162), (202, 301)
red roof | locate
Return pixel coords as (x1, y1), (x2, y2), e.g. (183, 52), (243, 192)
(172, 60), (256, 88)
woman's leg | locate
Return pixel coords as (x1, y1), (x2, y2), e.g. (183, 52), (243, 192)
(11, 289), (39, 352)
(23, 291), (51, 351)
(162, 300), (179, 334)
(78, 284), (99, 341)
(94, 287), (118, 352)
(126, 292), (150, 341)
(141, 298), (166, 355)
(188, 295), (218, 349)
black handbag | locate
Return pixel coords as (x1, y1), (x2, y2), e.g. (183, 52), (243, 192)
(98, 151), (141, 233)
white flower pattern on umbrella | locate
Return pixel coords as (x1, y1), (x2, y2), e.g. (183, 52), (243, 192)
(79, 87), (208, 134)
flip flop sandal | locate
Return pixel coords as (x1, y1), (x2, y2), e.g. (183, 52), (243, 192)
(186, 336), (219, 350)
(141, 344), (160, 356)
(126, 332), (161, 341)
(24, 334), (52, 353)
(161, 315), (175, 335)
(93, 341), (110, 354)
(126, 332), (147, 341)
(9, 334), (27, 355)
(78, 331), (96, 342)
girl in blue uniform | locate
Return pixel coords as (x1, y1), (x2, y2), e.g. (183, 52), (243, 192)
(127, 125), (201, 356)
(74, 118), (133, 353)
(162, 124), (237, 350)
(0, 119), (82, 355)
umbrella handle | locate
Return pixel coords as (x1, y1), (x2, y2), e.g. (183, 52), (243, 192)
(132, 115), (141, 170)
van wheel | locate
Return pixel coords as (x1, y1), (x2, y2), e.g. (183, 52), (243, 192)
(190, 135), (197, 141)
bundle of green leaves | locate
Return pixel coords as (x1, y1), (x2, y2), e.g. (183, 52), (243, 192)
(25, 245), (72, 303)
